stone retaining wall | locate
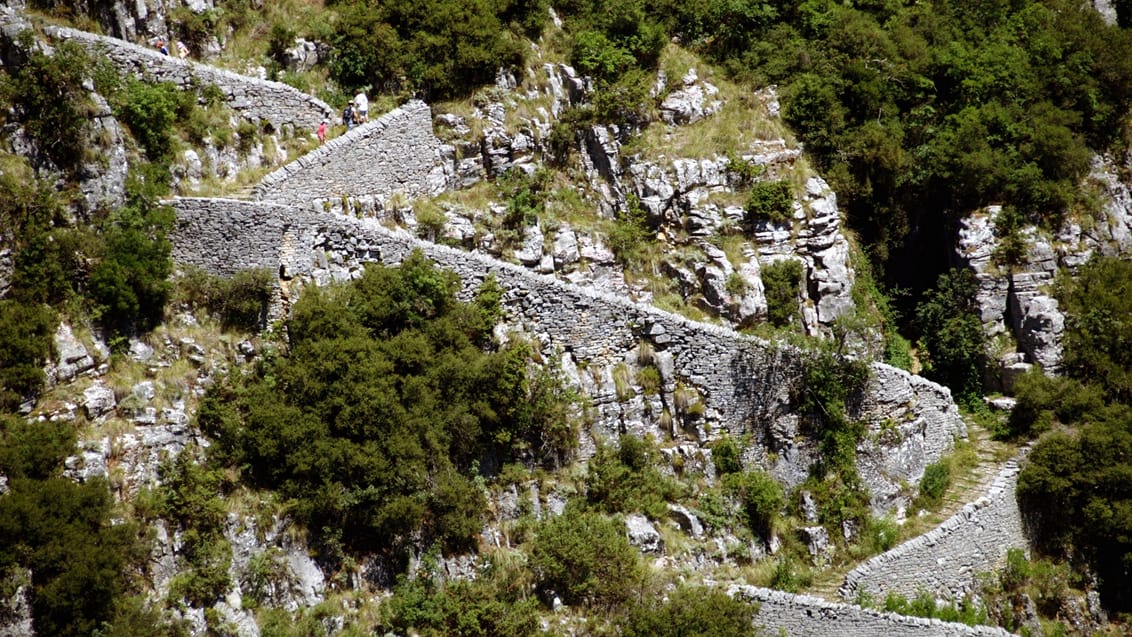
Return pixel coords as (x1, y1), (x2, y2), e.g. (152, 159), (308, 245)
(839, 455), (1029, 602)
(730, 586), (1013, 637)
(40, 22), (332, 131)
(251, 101), (446, 206)
(169, 197), (966, 504)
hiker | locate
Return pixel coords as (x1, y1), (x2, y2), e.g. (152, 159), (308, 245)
(317, 119), (328, 144)
(176, 40), (189, 58)
(354, 92), (369, 123)
(156, 40), (169, 55)
(343, 103), (355, 130)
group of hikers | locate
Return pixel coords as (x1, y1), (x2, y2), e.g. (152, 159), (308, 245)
(316, 92), (370, 144)
(154, 39), (189, 58)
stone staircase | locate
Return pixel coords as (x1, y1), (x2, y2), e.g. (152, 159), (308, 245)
(805, 421), (1016, 603)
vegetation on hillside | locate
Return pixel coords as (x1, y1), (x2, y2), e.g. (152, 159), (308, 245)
(200, 252), (579, 564)
(1010, 256), (1132, 613)
(5, 0), (1132, 633)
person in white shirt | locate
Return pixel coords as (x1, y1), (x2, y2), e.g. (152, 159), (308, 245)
(354, 92), (369, 123)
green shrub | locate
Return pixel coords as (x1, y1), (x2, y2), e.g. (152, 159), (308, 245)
(1000, 368), (1103, 439)
(380, 562), (539, 636)
(723, 470), (783, 538)
(761, 259), (803, 328)
(0, 477), (148, 637)
(529, 507), (643, 609)
(112, 79), (187, 163)
(1057, 256), (1132, 402)
(621, 585), (761, 637)
(85, 165), (173, 337)
(710, 436), (742, 475)
(1017, 404), (1132, 611)
(914, 268), (986, 407)
(0, 40), (92, 174)
(607, 195), (652, 266)
(769, 555), (807, 593)
(883, 332), (914, 371)
(175, 267), (273, 332)
(329, 0), (540, 99)
(636, 365), (662, 395)
(0, 302), (57, 410)
(0, 416), (75, 481)
(586, 436), (680, 518)
(916, 461), (951, 510)
(744, 180), (794, 226)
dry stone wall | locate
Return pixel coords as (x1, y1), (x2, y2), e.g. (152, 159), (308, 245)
(252, 101), (446, 207)
(730, 585), (1013, 637)
(39, 22), (333, 131)
(839, 455), (1029, 602)
(169, 197), (966, 505)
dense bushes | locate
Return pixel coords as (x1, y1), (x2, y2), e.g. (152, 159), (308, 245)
(329, 0), (544, 99)
(621, 586), (761, 637)
(0, 38), (92, 174)
(0, 415), (151, 637)
(380, 561), (540, 636)
(1012, 256), (1132, 612)
(174, 267), (274, 332)
(585, 435), (681, 518)
(744, 180), (793, 226)
(1016, 407), (1132, 610)
(528, 506), (643, 609)
(914, 268), (985, 407)
(202, 252), (577, 562)
(1056, 256), (1132, 402)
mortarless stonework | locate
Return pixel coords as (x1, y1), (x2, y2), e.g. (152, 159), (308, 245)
(38, 22), (333, 131)
(169, 197), (966, 506)
(252, 101), (446, 207)
(839, 455), (1029, 602)
(731, 586), (1014, 637)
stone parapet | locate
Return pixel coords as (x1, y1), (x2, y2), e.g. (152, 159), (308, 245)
(252, 100), (446, 207)
(840, 454), (1028, 602)
(731, 585), (1014, 637)
(39, 22), (332, 131)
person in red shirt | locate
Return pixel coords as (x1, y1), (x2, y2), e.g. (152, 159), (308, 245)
(317, 119), (327, 144)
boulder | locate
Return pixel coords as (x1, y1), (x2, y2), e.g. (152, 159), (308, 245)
(82, 382), (116, 420)
(625, 514), (663, 553)
(668, 504), (704, 538)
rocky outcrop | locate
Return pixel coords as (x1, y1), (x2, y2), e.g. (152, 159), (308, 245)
(253, 101), (445, 206)
(33, 0), (220, 52)
(0, 568), (33, 637)
(169, 197), (966, 509)
(956, 156), (1132, 380)
(840, 454), (1028, 602)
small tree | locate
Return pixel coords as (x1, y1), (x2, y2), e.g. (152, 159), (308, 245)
(529, 507), (643, 609)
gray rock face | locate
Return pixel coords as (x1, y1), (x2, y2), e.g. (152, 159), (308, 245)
(51, 323), (96, 384)
(800, 525), (833, 564)
(658, 69), (723, 125)
(282, 38), (327, 72)
(667, 504), (704, 538)
(82, 382), (117, 420)
(0, 568), (33, 637)
(625, 514), (663, 554)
